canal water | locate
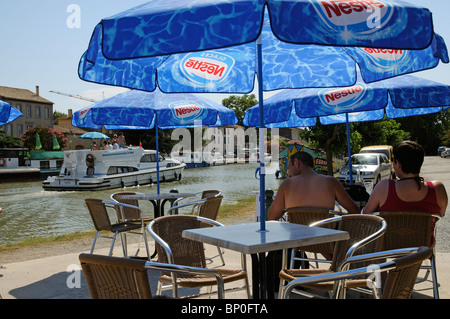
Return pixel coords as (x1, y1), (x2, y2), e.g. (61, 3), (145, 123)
(0, 163), (282, 245)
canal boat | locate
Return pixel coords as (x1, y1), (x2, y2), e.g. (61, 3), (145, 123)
(42, 147), (185, 191)
(0, 148), (64, 181)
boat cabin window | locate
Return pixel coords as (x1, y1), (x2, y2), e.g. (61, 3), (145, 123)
(40, 161), (50, 169)
(140, 154), (161, 163)
(107, 166), (139, 175)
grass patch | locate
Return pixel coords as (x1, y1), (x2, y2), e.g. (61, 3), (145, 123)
(0, 231), (96, 253)
(0, 196), (259, 252)
(217, 196), (256, 223)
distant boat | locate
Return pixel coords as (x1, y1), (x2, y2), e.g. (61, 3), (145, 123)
(0, 148), (63, 181)
(42, 147), (185, 191)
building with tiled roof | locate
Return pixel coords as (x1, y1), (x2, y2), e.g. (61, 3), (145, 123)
(0, 85), (53, 137)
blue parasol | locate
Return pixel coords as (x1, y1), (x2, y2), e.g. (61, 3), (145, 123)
(79, 132), (111, 140)
(72, 89), (238, 193)
(0, 101), (23, 126)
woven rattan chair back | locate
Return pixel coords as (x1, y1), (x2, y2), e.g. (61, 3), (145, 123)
(330, 214), (385, 271)
(198, 196), (223, 221)
(378, 211), (438, 250)
(85, 198), (113, 232)
(201, 190), (222, 198)
(382, 246), (432, 299)
(152, 215), (206, 277)
(287, 207), (336, 260)
(377, 211), (441, 298)
(111, 192), (143, 221)
(79, 253), (152, 299)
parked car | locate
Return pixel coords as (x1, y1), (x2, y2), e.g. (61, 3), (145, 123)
(359, 145), (395, 178)
(338, 153), (392, 185)
(438, 146), (446, 156)
(441, 147), (450, 158)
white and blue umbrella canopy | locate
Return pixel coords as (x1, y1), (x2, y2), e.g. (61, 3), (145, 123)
(72, 89), (238, 194)
(77, 0), (447, 231)
(244, 74), (450, 184)
(0, 101), (23, 126)
(79, 132), (111, 140)
(73, 89), (238, 130)
(79, 15), (448, 94)
(244, 74), (450, 127)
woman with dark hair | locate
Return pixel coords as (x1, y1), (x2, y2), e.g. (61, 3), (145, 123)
(364, 141), (448, 216)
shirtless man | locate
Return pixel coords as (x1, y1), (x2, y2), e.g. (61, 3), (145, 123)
(268, 151), (360, 220)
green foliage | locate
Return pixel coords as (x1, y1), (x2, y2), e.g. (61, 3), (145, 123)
(222, 94), (258, 125)
(396, 110), (450, 154)
(21, 127), (67, 151)
(0, 130), (23, 148)
(119, 129), (177, 154)
(442, 130), (450, 146)
(53, 111), (67, 125)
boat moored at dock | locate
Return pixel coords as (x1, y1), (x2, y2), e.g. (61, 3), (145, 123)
(42, 147), (185, 191)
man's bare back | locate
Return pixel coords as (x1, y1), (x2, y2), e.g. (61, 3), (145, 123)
(268, 152), (360, 220)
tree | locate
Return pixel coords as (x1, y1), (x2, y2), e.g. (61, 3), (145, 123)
(0, 130), (23, 148)
(396, 110), (450, 155)
(53, 111), (67, 125)
(300, 121), (348, 175)
(222, 94), (258, 125)
(442, 130), (450, 146)
(300, 117), (410, 175)
(21, 127), (67, 151)
(119, 129), (177, 155)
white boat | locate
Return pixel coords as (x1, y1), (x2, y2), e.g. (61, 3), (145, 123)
(42, 147), (185, 191)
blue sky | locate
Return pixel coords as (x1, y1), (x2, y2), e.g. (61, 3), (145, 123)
(1, 0), (449, 115)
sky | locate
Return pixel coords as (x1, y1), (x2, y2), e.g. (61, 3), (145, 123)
(1, 0), (450, 115)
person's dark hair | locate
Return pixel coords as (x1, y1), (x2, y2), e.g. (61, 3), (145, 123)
(290, 151), (314, 168)
(393, 140), (424, 174)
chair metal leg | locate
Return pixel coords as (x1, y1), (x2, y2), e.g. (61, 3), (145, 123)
(109, 232), (118, 256)
(143, 229), (151, 260)
(430, 255), (440, 299)
(90, 231), (100, 254)
(241, 253), (251, 298)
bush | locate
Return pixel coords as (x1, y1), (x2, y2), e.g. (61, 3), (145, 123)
(21, 127), (67, 151)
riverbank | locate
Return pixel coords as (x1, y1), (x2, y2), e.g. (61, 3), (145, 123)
(0, 196), (257, 264)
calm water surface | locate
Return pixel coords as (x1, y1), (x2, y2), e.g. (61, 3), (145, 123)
(0, 163), (282, 245)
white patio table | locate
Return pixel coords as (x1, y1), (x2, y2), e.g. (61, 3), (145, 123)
(183, 221), (349, 299)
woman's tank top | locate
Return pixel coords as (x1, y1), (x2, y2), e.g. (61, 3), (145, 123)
(379, 180), (441, 213)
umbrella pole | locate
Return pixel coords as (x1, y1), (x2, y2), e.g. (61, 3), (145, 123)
(257, 35), (267, 233)
(346, 114), (353, 185)
(156, 119), (160, 194)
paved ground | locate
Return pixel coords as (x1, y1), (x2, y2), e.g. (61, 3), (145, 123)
(0, 240), (447, 300)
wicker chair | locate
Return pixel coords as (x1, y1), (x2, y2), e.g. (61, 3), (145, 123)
(286, 207), (343, 268)
(282, 246), (432, 299)
(279, 214), (386, 298)
(373, 211), (442, 299)
(80, 253), (153, 299)
(110, 192), (154, 223)
(148, 215), (250, 298)
(168, 194), (225, 265)
(85, 199), (150, 259)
